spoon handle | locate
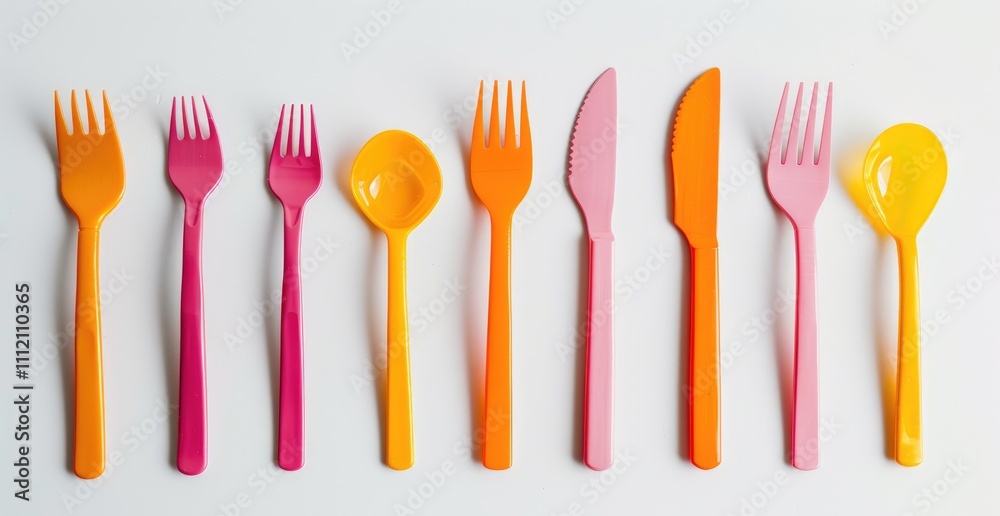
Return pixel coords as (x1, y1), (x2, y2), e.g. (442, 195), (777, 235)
(386, 233), (414, 470)
(278, 217), (305, 471)
(689, 245), (720, 470)
(484, 217), (513, 470)
(792, 226), (819, 470)
(896, 237), (922, 466)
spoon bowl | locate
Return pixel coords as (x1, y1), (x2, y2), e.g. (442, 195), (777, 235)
(352, 130), (442, 234)
(863, 123), (947, 238)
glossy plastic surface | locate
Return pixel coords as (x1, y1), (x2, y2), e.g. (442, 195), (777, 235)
(55, 90), (126, 479)
(568, 68), (617, 471)
(352, 130), (442, 471)
(670, 69), (722, 470)
(470, 81), (532, 470)
(766, 83), (833, 470)
(863, 123), (947, 467)
(167, 96), (225, 476)
(267, 105), (322, 471)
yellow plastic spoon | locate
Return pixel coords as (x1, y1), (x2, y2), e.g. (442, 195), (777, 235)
(863, 123), (947, 467)
(351, 130), (442, 470)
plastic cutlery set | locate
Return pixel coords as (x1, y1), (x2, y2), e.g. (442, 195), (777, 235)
(53, 67), (946, 479)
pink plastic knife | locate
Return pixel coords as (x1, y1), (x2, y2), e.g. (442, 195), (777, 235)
(569, 68), (617, 471)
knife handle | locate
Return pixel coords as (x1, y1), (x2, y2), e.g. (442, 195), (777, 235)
(689, 245), (720, 469)
(584, 234), (614, 471)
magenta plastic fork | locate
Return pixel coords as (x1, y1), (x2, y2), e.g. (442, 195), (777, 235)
(167, 96), (224, 475)
(267, 105), (322, 471)
(766, 83), (833, 470)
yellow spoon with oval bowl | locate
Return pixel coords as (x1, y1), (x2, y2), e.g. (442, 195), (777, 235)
(863, 123), (947, 467)
(351, 130), (442, 470)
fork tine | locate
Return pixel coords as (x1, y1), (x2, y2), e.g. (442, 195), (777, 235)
(801, 83), (819, 166)
(504, 81), (515, 148)
(102, 91), (117, 139)
(298, 104), (305, 157)
(202, 96), (216, 142)
(271, 104), (286, 162)
(519, 81), (530, 149)
(817, 83), (834, 167)
(181, 95), (190, 140)
(488, 81), (500, 148)
(70, 90), (83, 136)
(85, 90), (100, 136)
(769, 83), (789, 166)
(472, 82), (484, 149)
(54, 92), (68, 138)
(192, 96), (207, 140)
(169, 97), (178, 141)
(309, 105), (318, 159)
(784, 83), (804, 165)
(286, 104), (295, 157)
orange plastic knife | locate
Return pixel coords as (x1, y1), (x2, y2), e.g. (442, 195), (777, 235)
(670, 68), (721, 470)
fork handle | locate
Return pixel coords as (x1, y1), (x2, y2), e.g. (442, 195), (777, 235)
(792, 226), (820, 470)
(895, 236), (922, 466)
(484, 216), (513, 470)
(689, 245), (720, 470)
(74, 227), (105, 479)
(584, 234), (614, 471)
(278, 215), (305, 471)
(177, 207), (208, 475)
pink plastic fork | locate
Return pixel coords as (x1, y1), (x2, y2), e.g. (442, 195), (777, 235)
(267, 105), (322, 471)
(168, 96), (224, 475)
(766, 83), (833, 471)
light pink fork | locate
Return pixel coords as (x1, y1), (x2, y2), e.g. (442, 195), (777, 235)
(267, 104), (322, 471)
(766, 82), (833, 471)
(168, 96), (224, 476)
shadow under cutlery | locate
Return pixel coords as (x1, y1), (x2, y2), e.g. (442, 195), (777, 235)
(664, 91), (690, 462)
(160, 122), (183, 467)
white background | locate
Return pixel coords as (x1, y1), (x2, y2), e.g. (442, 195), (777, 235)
(1, 0), (998, 514)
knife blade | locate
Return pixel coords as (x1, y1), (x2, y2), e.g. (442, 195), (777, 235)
(670, 67), (721, 470)
(569, 67), (617, 471)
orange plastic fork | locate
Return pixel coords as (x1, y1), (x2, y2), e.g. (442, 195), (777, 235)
(470, 81), (532, 470)
(54, 90), (126, 479)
